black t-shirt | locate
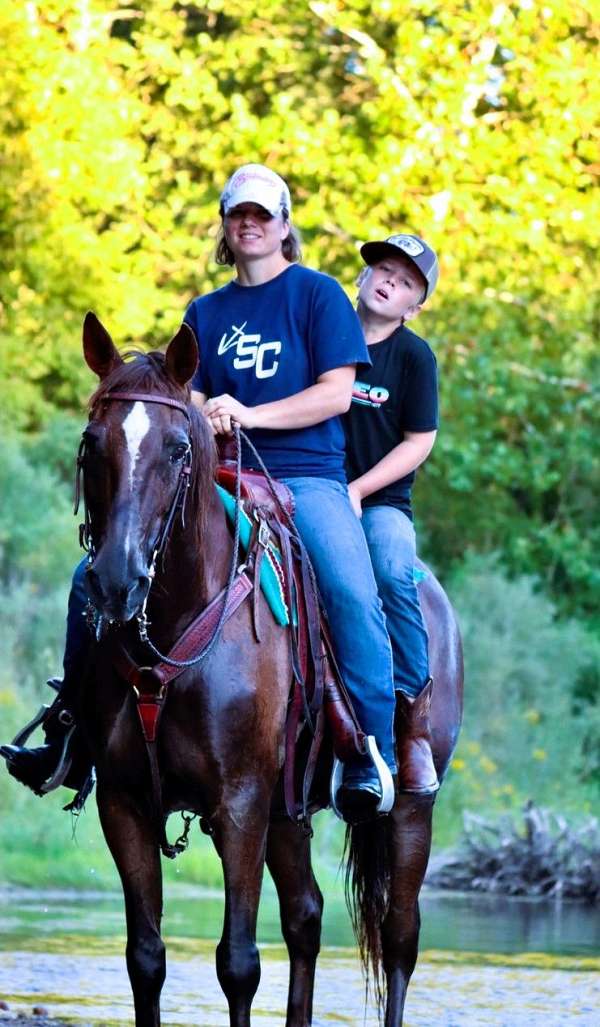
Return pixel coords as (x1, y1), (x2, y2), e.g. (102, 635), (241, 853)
(343, 324), (438, 517)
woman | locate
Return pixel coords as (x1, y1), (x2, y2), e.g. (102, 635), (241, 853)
(184, 164), (396, 816)
(3, 164), (396, 820)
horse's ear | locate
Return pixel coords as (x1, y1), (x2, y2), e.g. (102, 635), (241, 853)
(165, 323), (199, 387)
(83, 312), (123, 379)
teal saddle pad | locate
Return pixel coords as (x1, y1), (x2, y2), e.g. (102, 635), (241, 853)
(215, 483), (289, 627)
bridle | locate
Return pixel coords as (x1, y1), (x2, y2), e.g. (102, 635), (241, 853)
(74, 388), (243, 664)
(75, 390), (193, 559)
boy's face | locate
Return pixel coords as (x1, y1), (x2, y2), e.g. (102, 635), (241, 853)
(358, 254), (426, 324)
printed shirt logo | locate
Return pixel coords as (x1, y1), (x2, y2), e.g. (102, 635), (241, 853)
(352, 381), (389, 408)
(218, 321), (281, 380)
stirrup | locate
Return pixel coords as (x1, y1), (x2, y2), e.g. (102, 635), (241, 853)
(10, 677), (63, 745)
(330, 735), (395, 820)
(39, 719), (77, 794)
(9, 706), (76, 795)
(11, 705), (52, 748)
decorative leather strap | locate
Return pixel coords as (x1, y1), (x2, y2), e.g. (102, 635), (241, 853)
(135, 689), (165, 743)
(113, 572), (253, 702)
(93, 391), (190, 419)
(152, 573), (253, 686)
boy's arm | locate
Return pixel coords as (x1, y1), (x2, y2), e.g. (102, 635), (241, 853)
(348, 429), (437, 517)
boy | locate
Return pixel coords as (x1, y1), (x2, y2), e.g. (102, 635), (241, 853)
(345, 233), (440, 794)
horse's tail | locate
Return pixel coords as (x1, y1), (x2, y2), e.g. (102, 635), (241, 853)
(343, 816), (391, 1012)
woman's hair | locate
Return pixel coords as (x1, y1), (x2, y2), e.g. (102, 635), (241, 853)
(214, 212), (303, 266)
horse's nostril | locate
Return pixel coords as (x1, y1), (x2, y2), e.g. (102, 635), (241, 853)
(118, 577), (148, 605)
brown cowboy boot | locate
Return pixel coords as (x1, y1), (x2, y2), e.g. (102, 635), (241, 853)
(395, 678), (439, 795)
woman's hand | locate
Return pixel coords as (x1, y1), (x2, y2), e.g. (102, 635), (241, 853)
(202, 394), (258, 435)
(347, 481), (363, 518)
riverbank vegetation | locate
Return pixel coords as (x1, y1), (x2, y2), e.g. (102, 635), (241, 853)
(430, 802), (600, 902)
(1, 0), (598, 890)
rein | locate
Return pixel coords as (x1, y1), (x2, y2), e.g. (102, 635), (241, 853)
(137, 423), (243, 669)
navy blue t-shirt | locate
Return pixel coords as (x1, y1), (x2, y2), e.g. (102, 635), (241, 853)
(184, 264), (369, 481)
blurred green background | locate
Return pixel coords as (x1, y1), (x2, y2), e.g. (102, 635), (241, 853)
(0, 0), (598, 888)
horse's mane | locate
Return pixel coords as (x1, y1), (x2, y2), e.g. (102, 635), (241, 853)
(89, 350), (217, 556)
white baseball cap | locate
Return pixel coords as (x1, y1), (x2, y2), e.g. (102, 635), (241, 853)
(220, 163), (292, 218)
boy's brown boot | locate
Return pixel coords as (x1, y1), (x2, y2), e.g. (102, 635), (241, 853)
(395, 679), (439, 795)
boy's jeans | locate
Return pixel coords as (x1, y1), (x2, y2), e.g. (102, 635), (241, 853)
(281, 477), (397, 774)
(361, 505), (430, 699)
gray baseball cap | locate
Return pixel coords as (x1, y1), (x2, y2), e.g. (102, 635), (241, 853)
(360, 234), (439, 298)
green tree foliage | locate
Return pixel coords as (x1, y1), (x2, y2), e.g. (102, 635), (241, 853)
(434, 555), (600, 843)
(0, 0), (597, 616)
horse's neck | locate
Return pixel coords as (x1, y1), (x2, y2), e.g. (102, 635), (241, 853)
(199, 486), (236, 597)
(149, 486), (233, 637)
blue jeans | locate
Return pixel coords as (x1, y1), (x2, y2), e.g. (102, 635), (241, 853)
(361, 505), (430, 699)
(281, 478), (397, 773)
(63, 557), (90, 682)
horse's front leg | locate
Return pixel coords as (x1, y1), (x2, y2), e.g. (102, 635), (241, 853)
(97, 786), (165, 1027)
(266, 817), (322, 1027)
(212, 786), (272, 1027)
(383, 793), (435, 1027)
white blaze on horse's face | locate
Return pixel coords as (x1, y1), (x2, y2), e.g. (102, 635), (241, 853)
(122, 402), (151, 490)
(121, 401), (151, 560)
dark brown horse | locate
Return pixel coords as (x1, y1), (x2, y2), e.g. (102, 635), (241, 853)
(77, 312), (462, 1027)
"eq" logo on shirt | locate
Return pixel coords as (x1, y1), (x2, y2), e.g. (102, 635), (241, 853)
(352, 381), (389, 407)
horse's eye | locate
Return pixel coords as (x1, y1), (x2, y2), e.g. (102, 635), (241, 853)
(169, 444), (189, 464)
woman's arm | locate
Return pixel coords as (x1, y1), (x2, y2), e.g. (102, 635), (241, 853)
(200, 366), (356, 435)
(191, 390), (207, 409)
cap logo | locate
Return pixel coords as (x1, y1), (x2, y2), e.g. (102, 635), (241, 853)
(230, 170), (278, 189)
(387, 234), (424, 257)
(221, 163), (291, 217)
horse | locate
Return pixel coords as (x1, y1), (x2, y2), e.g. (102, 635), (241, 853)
(75, 312), (463, 1027)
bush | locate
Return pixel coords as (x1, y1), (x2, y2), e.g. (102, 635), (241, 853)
(0, 432), (79, 589)
(433, 554), (600, 846)
(429, 802), (600, 902)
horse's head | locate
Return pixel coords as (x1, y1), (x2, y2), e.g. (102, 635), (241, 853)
(79, 312), (212, 625)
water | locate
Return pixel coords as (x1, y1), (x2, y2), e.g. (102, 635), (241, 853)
(1, 882), (598, 957)
(0, 884), (598, 1026)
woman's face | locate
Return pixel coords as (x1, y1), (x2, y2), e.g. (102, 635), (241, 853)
(223, 202), (290, 262)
